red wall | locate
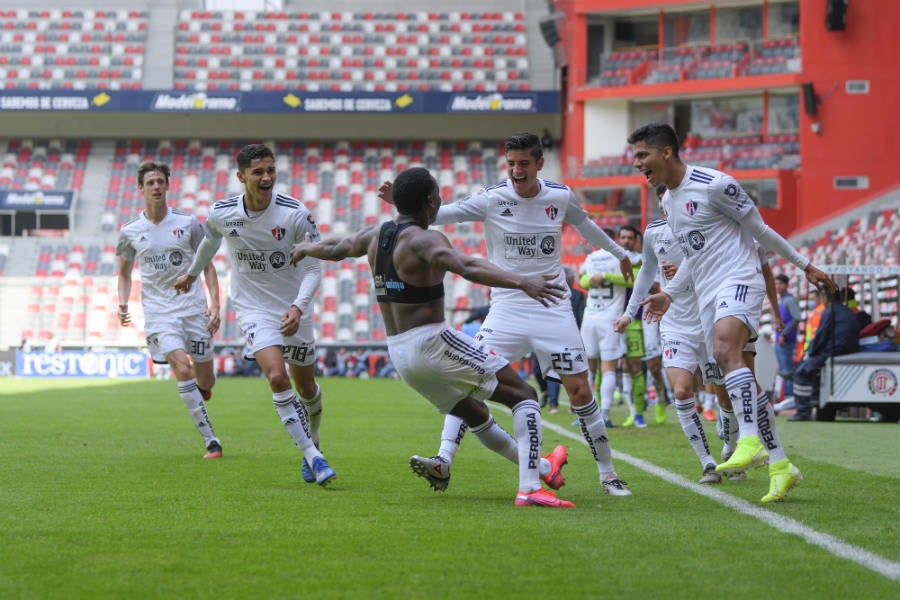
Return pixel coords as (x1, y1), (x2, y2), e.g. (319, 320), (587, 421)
(797, 0), (900, 227)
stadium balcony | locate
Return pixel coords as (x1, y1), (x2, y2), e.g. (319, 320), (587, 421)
(0, 139), (89, 191)
(174, 10), (529, 92)
(0, 9), (147, 89)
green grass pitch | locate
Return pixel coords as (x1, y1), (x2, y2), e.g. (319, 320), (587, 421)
(1, 377), (898, 599)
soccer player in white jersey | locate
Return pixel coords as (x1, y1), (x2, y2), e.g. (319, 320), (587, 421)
(175, 144), (335, 486)
(290, 167), (575, 508)
(116, 161), (223, 459)
(578, 237), (630, 427)
(628, 123), (835, 502)
(380, 132), (634, 496)
(613, 186), (722, 483)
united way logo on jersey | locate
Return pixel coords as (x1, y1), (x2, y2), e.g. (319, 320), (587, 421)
(172, 228), (185, 239)
(545, 205), (558, 220)
(685, 201), (698, 216)
(271, 226), (286, 240)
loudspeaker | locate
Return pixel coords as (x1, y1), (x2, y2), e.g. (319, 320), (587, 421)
(802, 82), (818, 115)
(539, 18), (560, 47)
(825, 0), (847, 31)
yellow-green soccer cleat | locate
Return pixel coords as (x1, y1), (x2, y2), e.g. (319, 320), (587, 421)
(621, 415), (635, 427)
(715, 435), (769, 475)
(655, 402), (667, 425)
(761, 458), (803, 502)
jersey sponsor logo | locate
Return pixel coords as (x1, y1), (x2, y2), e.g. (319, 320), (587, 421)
(685, 201), (698, 215)
(269, 251), (286, 269)
(686, 230), (706, 251)
(172, 228), (185, 239)
(224, 220), (244, 227)
(169, 250), (184, 267)
(545, 204), (558, 220)
(540, 235), (555, 256)
(497, 199), (518, 207)
(143, 252), (172, 272)
(271, 226), (286, 240)
(500, 208), (513, 217)
(502, 232), (558, 259)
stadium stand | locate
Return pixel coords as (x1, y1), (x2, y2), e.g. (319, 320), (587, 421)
(174, 10), (529, 92)
(0, 8), (147, 90)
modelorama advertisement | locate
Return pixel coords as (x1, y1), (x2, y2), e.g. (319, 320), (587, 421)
(0, 89), (556, 114)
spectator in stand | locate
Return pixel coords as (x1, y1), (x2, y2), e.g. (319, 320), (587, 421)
(859, 319), (899, 352)
(790, 288), (860, 421)
(541, 129), (554, 152)
(800, 289), (825, 360)
(843, 286), (873, 331)
(773, 274), (802, 412)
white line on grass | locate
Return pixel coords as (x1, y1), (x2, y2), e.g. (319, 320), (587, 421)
(542, 418), (900, 582)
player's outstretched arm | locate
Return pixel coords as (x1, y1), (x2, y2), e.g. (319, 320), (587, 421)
(290, 227), (377, 265)
(419, 231), (565, 306)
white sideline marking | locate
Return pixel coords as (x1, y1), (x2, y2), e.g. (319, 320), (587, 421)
(542, 419), (900, 582)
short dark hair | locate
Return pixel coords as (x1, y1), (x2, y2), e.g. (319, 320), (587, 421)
(236, 143), (274, 171)
(137, 161), (170, 187)
(775, 274), (789, 284)
(618, 224), (640, 238)
(627, 123), (680, 159)
(504, 132), (543, 161)
(392, 167), (436, 215)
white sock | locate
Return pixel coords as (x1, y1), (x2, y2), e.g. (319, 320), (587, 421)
(470, 416), (553, 477)
(573, 401), (616, 479)
(177, 378), (217, 445)
(719, 406), (739, 458)
(725, 367), (758, 439)
(438, 415), (468, 463)
(622, 373), (636, 416)
(702, 391), (716, 411)
(757, 392), (787, 463)
(675, 396), (714, 469)
(600, 370), (617, 415)
(511, 399), (542, 493)
(299, 384), (322, 447)
(272, 389), (321, 464)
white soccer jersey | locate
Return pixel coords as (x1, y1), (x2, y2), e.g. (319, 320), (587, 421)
(662, 165), (764, 309)
(640, 218), (698, 333)
(580, 249), (628, 318)
(116, 209), (208, 317)
(204, 192), (322, 316)
(434, 178), (591, 303)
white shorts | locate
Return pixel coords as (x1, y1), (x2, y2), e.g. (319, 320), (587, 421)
(642, 319), (662, 359)
(145, 312), (214, 364)
(581, 314), (626, 361)
(240, 311), (316, 366)
(698, 282), (765, 383)
(387, 322), (508, 414)
(661, 329), (721, 384)
(477, 299), (588, 380)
